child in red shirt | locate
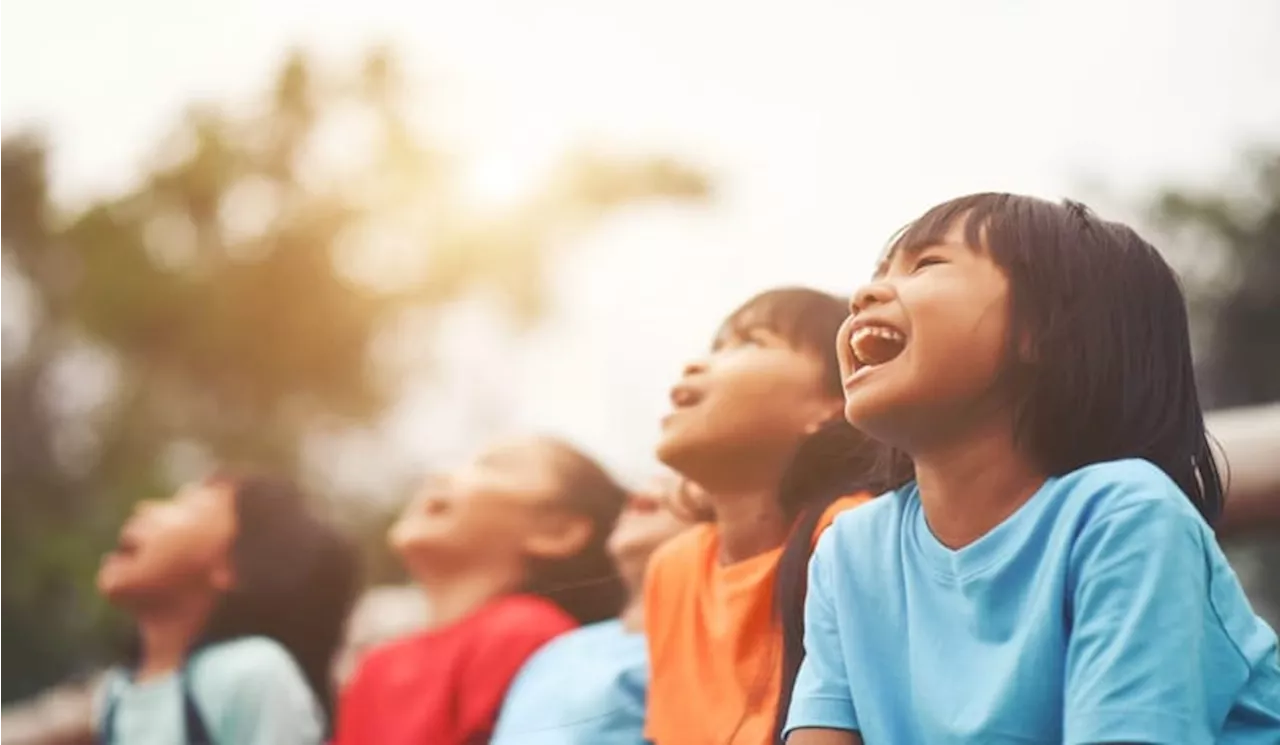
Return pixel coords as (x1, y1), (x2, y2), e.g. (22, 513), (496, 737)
(333, 436), (627, 745)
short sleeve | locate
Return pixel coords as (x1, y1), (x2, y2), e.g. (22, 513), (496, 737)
(784, 532), (858, 736)
(215, 641), (325, 745)
(1064, 497), (1217, 745)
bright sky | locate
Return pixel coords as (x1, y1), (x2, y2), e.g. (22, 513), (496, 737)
(5, 0), (1279, 496)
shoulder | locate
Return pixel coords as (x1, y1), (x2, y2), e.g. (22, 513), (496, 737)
(826, 486), (909, 538)
(191, 636), (305, 687)
(812, 492), (876, 545)
(477, 595), (577, 638)
(812, 486), (913, 574)
(1050, 458), (1205, 533)
(189, 637), (321, 724)
(516, 620), (634, 675)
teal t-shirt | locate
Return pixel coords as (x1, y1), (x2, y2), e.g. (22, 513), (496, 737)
(97, 636), (324, 745)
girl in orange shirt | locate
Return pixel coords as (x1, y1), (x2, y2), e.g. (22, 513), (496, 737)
(644, 287), (905, 745)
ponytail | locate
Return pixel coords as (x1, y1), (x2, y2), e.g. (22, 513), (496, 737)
(771, 420), (910, 744)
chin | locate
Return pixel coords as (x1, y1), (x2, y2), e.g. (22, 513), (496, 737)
(655, 432), (700, 477)
(843, 394), (908, 448)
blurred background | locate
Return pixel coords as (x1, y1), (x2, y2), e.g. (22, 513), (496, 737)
(3, 0), (1278, 727)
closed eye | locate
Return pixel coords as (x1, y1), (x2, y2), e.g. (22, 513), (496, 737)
(912, 255), (948, 272)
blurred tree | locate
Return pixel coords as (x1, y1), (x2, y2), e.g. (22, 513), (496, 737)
(2, 47), (710, 701)
(1147, 148), (1280, 409)
(1146, 148), (1280, 627)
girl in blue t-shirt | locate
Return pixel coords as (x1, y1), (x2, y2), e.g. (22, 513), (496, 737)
(96, 471), (359, 745)
(785, 193), (1280, 745)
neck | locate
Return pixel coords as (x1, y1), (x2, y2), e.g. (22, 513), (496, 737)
(912, 420), (1046, 549)
(619, 594), (644, 633)
(134, 595), (215, 682)
(706, 485), (789, 565)
(617, 564), (646, 632)
(411, 561), (526, 630)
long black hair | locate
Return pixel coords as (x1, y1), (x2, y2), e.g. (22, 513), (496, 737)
(718, 288), (910, 744)
(877, 193), (1224, 523)
(194, 471), (360, 733)
(519, 437), (628, 626)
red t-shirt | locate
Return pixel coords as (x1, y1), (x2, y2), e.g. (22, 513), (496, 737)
(332, 594), (577, 745)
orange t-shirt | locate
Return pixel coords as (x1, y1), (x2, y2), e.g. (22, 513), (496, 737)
(642, 494), (871, 745)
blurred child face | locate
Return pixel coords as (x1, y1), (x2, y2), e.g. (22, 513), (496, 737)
(607, 474), (700, 581)
(657, 324), (840, 483)
(838, 220), (1011, 450)
(389, 437), (588, 572)
(97, 481), (238, 607)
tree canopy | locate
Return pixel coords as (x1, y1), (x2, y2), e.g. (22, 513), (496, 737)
(1, 47), (710, 701)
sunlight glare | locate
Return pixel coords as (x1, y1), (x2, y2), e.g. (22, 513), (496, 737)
(457, 148), (555, 214)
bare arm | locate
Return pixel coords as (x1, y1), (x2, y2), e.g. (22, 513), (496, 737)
(787, 728), (861, 745)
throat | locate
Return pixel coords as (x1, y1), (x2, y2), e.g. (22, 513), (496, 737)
(913, 425), (1047, 550)
(708, 488), (789, 565)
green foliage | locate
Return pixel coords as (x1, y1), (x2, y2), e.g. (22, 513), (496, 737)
(1147, 149), (1280, 409)
(1, 47), (709, 701)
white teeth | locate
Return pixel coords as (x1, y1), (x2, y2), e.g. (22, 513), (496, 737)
(849, 325), (906, 367)
(850, 326), (905, 348)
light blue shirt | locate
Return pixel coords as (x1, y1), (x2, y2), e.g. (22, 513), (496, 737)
(491, 619), (648, 745)
(786, 458), (1280, 744)
(98, 636), (324, 745)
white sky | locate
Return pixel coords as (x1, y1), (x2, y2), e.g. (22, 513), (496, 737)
(4, 0), (1279, 496)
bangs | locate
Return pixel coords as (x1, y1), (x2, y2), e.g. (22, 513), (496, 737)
(717, 287), (847, 357)
(879, 192), (1066, 276)
(716, 287), (848, 395)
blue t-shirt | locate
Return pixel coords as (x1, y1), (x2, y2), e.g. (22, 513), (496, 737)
(491, 619), (648, 745)
(786, 458), (1280, 744)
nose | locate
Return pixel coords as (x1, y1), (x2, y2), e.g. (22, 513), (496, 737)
(681, 357), (709, 378)
(849, 279), (895, 315)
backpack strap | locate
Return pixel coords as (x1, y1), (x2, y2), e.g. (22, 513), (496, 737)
(98, 663), (215, 745)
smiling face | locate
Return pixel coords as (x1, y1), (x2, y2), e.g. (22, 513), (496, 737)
(836, 219), (1013, 451)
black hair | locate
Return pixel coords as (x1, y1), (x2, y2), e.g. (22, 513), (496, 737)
(194, 472), (360, 734)
(520, 438), (628, 626)
(878, 193), (1224, 524)
(720, 289), (911, 744)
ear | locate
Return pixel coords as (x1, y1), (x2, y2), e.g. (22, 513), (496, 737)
(521, 513), (594, 560)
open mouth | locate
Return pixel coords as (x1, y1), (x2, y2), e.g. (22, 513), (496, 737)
(669, 384), (703, 409)
(112, 532), (143, 558)
(849, 323), (906, 370)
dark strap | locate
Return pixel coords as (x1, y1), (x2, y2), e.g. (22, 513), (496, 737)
(99, 665), (214, 745)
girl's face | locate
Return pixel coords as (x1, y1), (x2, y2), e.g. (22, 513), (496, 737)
(389, 437), (588, 572)
(837, 220), (1012, 449)
(97, 482), (238, 606)
(657, 324), (841, 479)
(606, 474), (698, 579)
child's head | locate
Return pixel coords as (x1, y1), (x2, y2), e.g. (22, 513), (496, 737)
(656, 287), (849, 491)
(99, 471), (360, 724)
(606, 472), (701, 588)
(98, 478), (240, 609)
(389, 435), (628, 624)
(840, 192), (1222, 520)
